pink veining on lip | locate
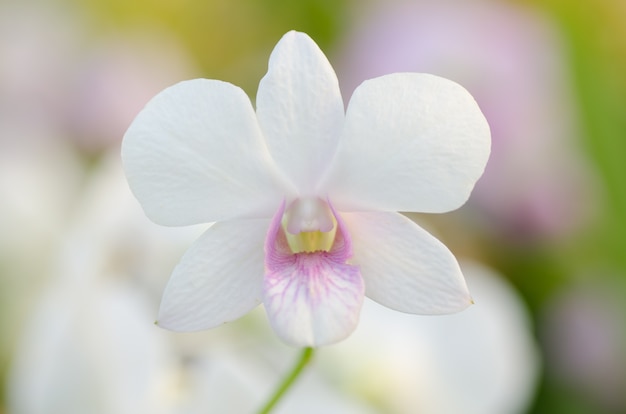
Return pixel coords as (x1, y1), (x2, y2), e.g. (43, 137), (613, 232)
(263, 201), (364, 347)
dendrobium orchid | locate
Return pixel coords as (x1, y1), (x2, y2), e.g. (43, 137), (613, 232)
(122, 31), (490, 347)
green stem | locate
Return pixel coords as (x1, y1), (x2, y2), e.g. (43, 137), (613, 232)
(257, 347), (315, 414)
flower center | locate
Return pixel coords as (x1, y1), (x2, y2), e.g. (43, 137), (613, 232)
(283, 198), (337, 253)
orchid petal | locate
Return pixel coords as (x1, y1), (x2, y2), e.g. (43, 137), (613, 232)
(343, 211), (472, 314)
(157, 217), (270, 331)
(321, 73), (490, 213)
(122, 79), (289, 226)
(256, 31), (345, 195)
(263, 202), (364, 347)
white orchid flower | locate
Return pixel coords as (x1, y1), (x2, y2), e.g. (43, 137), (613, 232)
(122, 30), (490, 347)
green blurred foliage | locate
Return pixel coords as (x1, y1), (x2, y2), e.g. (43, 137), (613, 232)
(514, 1), (626, 413)
(71, 0), (347, 96)
(528, 0), (626, 268)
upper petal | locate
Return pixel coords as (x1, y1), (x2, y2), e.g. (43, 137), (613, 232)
(256, 31), (345, 195)
(157, 217), (269, 331)
(343, 211), (472, 314)
(122, 79), (290, 226)
(320, 73), (491, 213)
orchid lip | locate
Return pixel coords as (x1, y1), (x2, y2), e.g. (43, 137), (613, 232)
(263, 200), (365, 347)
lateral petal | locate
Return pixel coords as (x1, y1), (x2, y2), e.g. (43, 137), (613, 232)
(157, 218), (270, 331)
(321, 73), (490, 213)
(256, 31), (345, 195)
(343, 211), (472, 314)
(122, 79), (290, 226)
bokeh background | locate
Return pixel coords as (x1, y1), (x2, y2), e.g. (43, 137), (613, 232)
(1, 0), (625, 413)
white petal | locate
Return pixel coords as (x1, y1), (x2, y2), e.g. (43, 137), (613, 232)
(256, 31), (345, 194)
(157, 218), (269, 331)
(320, 73), (490, 213)
(122, 79), (289, 226)
(8, 281), (171, 414)
(343, 211), (472, 314)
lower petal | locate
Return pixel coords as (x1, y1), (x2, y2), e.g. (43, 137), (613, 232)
(157, 218), (270, 331)
(343, 211), (472, 314)
(264, 254), (364, 347)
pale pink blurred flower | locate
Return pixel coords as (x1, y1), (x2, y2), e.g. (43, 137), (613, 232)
(0, 3), (196, 152)
(337, 0), (597, 242)
(65, 32), (197, 152)
(0, 4), (80, 133)
(542, 278), (626, 412)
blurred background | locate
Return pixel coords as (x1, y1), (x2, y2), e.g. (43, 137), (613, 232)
(1, 0), (625, 413)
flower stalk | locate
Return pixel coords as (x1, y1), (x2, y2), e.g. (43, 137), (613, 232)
(257, 347), (315, 414)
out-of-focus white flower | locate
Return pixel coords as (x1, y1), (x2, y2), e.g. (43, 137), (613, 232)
(0, 141), (81, 263)
(4, 147), (375, 412)
(322, 262), (541, 414)
(337, 0), (597, 242)
(0, 138), (83, 370)
(64, 153), (205, 297)
(176, 346), (377, 414)
(122, 30), (490, 347)
(4, 152), (196, 414)
(4, 147), (371, 413)
(7, 276), (175, 414)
